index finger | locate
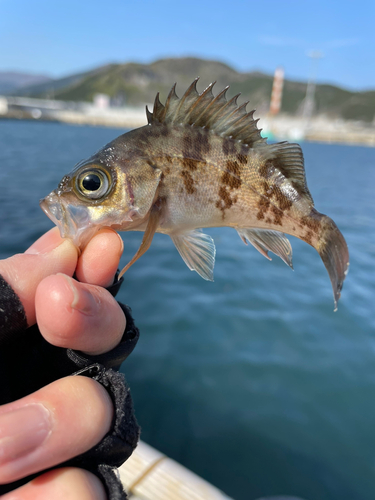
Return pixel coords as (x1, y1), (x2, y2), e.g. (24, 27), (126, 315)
(0, 228), (78, 327)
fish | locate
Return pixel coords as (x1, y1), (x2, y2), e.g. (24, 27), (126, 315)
(40, 79), (349, 309)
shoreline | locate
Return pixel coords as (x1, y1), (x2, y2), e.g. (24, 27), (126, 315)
(1, 106), (375, 148)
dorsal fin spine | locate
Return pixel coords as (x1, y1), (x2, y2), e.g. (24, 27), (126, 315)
(208, 93), (241, 129)
(197, 86), (229, 128)
(163, 84), (179, 122)
(230, 112), (256, 136)
(212, 96), (246, 134)
(221, 101), (249, 127)
(184, 81), (216, 123)
(172, 78), (200, 124)
(146, 105), (153, 124)
(153, 93), (165, 122)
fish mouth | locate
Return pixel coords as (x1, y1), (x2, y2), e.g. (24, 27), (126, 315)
(40, 192), (98, 249)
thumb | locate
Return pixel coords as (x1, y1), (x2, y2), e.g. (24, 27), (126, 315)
(0, 228), (78, 327)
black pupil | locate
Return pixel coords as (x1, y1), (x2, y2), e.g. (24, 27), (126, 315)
(82, 174), (101, 191)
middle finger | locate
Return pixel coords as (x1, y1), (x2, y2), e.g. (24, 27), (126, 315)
(75, 228), (124, 288)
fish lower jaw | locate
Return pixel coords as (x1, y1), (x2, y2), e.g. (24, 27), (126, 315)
(40, 195), (100, 249)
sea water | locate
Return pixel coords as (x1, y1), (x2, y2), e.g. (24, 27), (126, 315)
(0, 119), (374, 500)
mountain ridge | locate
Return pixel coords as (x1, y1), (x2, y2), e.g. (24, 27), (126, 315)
(0, 71), (52, 94)
(4, 58), (375, 122)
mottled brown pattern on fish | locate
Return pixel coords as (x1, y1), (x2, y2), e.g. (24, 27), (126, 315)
(302, 230), (314, 245)
(237, 154), (247, 165)
(182, 129), (211, 162)
(256, 158), (295, 217)
(292, 181), (300, 191)
(146, 124), (169, 139)
(259, 162), (272, 179)
(298, 210), (325, 247)
(252, 179), (288, 226)
(261, 180), (271, 195)
(196, 130), (211, 155)
(222, 137), (237, 156)
(256, 196), (270, 220)
(273, 186), (293, 211)
(271, 205), (283, 226)
(214, 156), (243, 219)
(259, 159), (296, 196)
(216, 186), (237, 216)
(266, 157), (290, 181)
(181, 170), (196, 195)
(160, 126), (169, 137)
(182, 157), (199, 172)
(221, 160), (242, 189)
(134, 128), (154, 150)
(182, 134), (194, 158)
(300, 209), (322, 232)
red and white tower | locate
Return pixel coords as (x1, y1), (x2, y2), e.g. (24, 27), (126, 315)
(269, 67), (284, 116)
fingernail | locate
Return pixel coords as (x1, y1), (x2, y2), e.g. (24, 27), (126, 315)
(0, 404), (52, 465)
(59, 274), (97, 315)
(25, 228), (66, 255)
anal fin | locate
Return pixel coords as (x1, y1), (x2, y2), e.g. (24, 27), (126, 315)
(171, 230), (216, 281)
(237, 228), (293, 269)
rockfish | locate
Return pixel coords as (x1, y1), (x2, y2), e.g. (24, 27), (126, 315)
(40, 79), (349, 308)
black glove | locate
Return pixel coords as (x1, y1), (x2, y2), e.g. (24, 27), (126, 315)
(0, 273), (140, 499)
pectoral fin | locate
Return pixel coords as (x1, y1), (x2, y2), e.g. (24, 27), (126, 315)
(237, 228), (293, 269)
(171, 230), (216, 281)
(118, 205), (161, 279)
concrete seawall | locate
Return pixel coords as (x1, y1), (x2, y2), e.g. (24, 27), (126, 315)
(1, 95), (375, 147)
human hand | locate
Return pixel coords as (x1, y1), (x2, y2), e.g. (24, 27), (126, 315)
(0, 227), (127, 499)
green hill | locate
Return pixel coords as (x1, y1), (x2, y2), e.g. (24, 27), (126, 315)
(18, 57), (375, 122)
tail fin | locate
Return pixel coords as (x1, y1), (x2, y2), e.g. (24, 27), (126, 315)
(316, 216), (349, 311)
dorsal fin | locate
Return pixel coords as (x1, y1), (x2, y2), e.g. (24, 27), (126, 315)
(257, 142), (314, 208)
(147, 78), (266, 147)
(258, 141), (314, 206)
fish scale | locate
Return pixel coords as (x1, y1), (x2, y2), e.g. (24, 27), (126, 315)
(40, 79), (349, 309)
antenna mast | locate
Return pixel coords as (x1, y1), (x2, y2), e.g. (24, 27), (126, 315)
(303, 51), (323, 124)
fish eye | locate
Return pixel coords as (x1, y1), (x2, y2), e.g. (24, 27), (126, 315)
(82, 173), (101, 191)
(76, 168), (110, 199)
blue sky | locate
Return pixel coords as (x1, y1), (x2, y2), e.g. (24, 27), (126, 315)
(0, 0), (374, 90)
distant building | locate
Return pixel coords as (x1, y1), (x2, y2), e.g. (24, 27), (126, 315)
(93, 93), (110, 109)
(0, 97), (8, 115)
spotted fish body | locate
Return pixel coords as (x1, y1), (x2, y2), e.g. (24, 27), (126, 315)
(40, 79), (349, 308)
